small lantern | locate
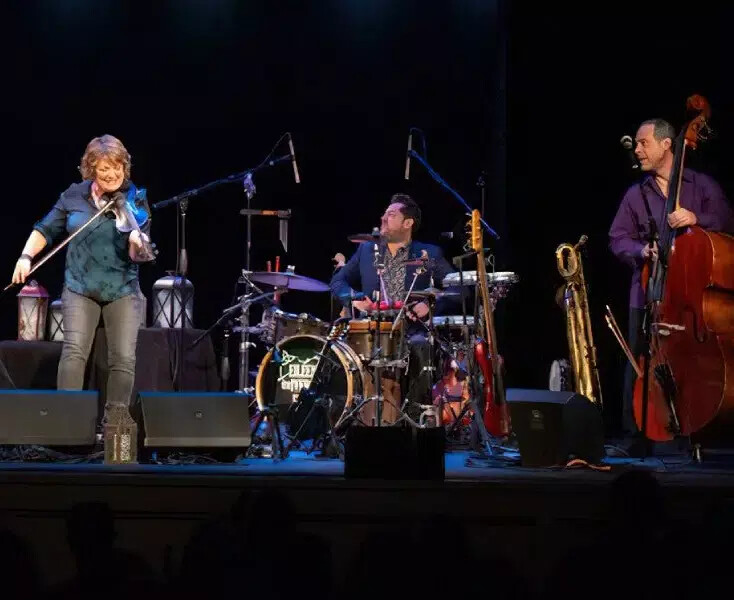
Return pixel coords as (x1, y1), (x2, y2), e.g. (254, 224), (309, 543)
(48, 299), (64, 341)
(104, 405), (138, 464)
(151, 274), (194, 328)
(17, 280), (50, 341)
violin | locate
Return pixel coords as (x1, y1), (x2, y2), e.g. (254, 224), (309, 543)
(633, 94), (734, 444)
(104, 181), (157, 263)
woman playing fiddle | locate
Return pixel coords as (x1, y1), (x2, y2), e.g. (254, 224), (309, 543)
(11, 134), (153, 423)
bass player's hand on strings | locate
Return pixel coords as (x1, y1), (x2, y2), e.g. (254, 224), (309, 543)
(641, 242), (659, 262)
(668, 207), (698, 229)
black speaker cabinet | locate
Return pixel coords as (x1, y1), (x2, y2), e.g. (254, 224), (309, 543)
(0, 390), (99, 445)
(138, 391), (251, 448)
(506, 388), (605, 467)
(344, 426), (445, 480)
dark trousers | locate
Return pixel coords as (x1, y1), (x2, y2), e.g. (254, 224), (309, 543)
(622, 307), (645, 436)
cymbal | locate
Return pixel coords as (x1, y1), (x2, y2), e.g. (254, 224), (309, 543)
(247, 271), (330, 292)
(348, 232), (381, 243)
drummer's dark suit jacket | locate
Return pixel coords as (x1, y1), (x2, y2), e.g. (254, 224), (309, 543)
(330, 240), (462, 316)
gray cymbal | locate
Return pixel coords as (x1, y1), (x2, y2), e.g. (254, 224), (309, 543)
(247, 271), (330, 292)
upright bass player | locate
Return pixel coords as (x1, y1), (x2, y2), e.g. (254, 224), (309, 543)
(609, 117), (734, 442)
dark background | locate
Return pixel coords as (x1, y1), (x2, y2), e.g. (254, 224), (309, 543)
(1, 1), (732, 434)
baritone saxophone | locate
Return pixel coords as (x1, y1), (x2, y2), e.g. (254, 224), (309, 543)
(555, 235), (603, 406)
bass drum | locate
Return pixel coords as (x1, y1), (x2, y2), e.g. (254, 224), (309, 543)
(255, 334), (368, 439)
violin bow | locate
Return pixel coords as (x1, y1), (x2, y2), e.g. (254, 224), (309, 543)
(3, 201), (113, 293)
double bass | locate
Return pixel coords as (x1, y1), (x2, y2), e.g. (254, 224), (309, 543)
(633, 94), (734, 444)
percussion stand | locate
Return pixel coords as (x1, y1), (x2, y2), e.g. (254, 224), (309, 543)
(389, 261), (434, 428)
(335, 253), (394, 429)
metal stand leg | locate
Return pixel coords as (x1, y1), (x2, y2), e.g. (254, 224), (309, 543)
(248, 405), (287, 460)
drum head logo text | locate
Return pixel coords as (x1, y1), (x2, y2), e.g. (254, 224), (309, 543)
(277, 349), (318, 401)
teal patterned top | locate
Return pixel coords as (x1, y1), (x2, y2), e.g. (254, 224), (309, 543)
(33, 180), (151, 303)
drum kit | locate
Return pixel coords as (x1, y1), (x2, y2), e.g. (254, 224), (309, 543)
(235, 230), (520, 460)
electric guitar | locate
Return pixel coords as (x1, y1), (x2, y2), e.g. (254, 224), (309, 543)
(470, 210), (511, 437)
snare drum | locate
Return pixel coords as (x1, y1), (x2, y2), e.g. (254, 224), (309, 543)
(345, 318), (401, 362)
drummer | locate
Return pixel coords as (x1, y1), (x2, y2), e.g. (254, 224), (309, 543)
(330, 194), (459, 415)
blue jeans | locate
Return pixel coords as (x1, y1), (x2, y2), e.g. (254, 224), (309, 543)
(58, 287), (144, 416)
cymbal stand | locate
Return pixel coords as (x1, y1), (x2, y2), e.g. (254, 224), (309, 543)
(234, 273), (282, 395)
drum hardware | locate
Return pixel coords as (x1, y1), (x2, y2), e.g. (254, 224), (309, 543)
(232, 273), (282, 394)
(186, 280), (278, 398)
(390, 250), (429, 334)
(282, 319), (353, 457)
(151, 133), (297, 391)
(247, 404), (288, 461)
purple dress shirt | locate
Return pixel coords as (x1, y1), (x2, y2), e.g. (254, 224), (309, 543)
(609, 168), (734, 308)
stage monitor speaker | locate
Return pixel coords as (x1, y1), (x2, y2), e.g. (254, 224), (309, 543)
(138, 391), (251, 447)
(344, 426), (445, 480)
(506, 388), (604, 467)
(0, 390), (98, 445)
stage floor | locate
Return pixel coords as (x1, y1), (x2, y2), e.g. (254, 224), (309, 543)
(2, 443), (734, 593)
(2, 442), (734, 484)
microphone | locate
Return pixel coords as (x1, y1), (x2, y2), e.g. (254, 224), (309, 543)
(404, 131), (412, 180)
(620, 135), (640, 169)
(243, 172), (256, 200)
(287, 133), (301, 183)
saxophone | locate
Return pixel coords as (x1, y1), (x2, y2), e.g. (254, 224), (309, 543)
(555, 235), (603, 406)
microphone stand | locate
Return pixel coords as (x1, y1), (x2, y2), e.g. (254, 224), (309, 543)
(477, 171), (486, 220)
(406, 149), (500, 241)
(152, 149), (293, 394)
